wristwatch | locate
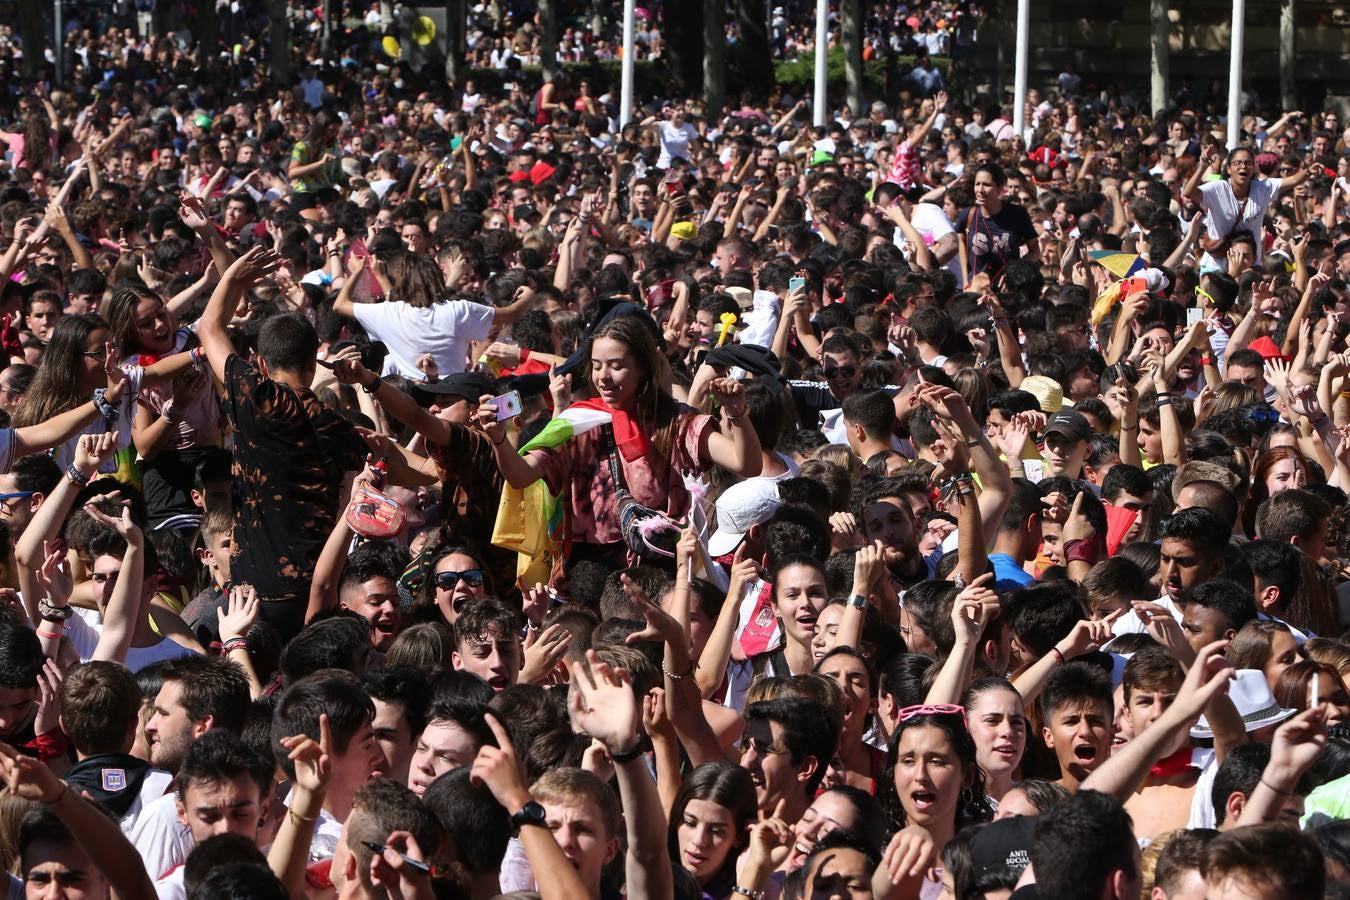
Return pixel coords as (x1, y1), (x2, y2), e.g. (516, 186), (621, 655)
(510, 801), (547, 835)
(847, 593), (868, 611)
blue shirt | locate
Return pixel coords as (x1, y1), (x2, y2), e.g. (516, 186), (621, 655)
(989, 552), (1034, 592)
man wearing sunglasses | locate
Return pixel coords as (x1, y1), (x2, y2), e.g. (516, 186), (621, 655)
(0, 454), (60, 542)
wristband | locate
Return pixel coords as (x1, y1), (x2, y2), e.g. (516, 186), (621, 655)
(362, 373), (382, 393)
(38, 598), (73, 622)
(609, 741), (647, 764)
(36, 628), (64, 640)
(92, 387), (118, 423)
(190, 346), (204, 364)
(65, 465), (90, 487)
(1259, 778), (1292, 796)
(222, 638), (249, 654)
(1154, 395), (1173, 409)
(733, 887), (765, 900)
(847, 593), (869, 611)
(1063, 537), (1100, 566)
(1050, 647), (1066, 666)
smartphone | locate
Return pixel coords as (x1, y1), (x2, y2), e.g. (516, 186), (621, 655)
(788, 276), (806, 293)
(492, 390), (523, 422)
(1186, 307), (1203, 327)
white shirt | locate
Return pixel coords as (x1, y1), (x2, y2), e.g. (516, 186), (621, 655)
(154, 865), (185, 900)
(1198, 177), (1283, 271)
(1111, 594), (1183, 636)
(656, 120), (699, 169)
(351, 299), (495, 378)
(63, 608), (198, 669)
(130, 791), (194, 881)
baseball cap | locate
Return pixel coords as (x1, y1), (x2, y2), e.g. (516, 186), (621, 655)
(968, 815), (1035, 876)
(670, 221), (697, 241)
(411, 372), (495, 403)
(708, 480), (783, 557)
(1044, 409), (1091, 443)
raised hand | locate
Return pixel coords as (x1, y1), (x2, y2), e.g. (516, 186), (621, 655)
(875, 824), (937, 894)
(851, 540), (887, 597)
(223, 244), (281, 287)
(280, 712), (332, 795)
(0, 741), (65, 803)
(548, 364), (572, 411)
(709, 377), (747, 416)
(468, 393), (509, 445)
(622, 575), (686, 650)
(218, 584), (260, 644)
(950, 573), (999, 647)
(72, 431), (118, 475)
(83, 496), (141, 548)
(568, 649), (640, 755)
(745, 799), (792, 871)
(33, 659), (64, 737)
(470, 711), (530, 810)
(520, 623), (571, 685)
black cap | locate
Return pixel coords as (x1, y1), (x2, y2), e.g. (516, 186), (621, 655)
(1044, 409), (1091, 443)
(968, 815), (1035, 876)
(411, 372), (495, 403)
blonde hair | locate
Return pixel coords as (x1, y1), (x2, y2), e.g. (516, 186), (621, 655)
(1301, 637), (1350, 678)
(530, 768), (621, 840)
(813, 443), (861, 478)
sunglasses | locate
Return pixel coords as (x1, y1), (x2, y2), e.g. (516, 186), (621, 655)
(435, 569), (485, 590)
(823, 366), (857, 380)
(897, 703), (966, 724)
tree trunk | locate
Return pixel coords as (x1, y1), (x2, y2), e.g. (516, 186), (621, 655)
(269, 0), (290, 86)
(19, 0), (44, 80)
(732, 0), (772, 97)
(1149, 0), (1168, 115)
(662, 5), (704, 95)
(539, 0), (558, 83)
(444, 0), (466, 84)
(841, 0), (863, 116)
(1279, 0), (1296, 110)
(703, 0), (725, 117)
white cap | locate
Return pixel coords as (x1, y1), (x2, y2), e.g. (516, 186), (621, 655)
(707, 479), (783, 557)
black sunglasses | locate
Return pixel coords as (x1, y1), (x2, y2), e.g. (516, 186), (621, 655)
(435, 569), (485, 590)
(823, 366), (857, 380)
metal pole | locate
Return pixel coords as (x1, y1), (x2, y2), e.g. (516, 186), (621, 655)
(1227, 0), (1245, 148)
(813, 0), (827, 127)
(619, 0), (635, 127)
(53, 0), (63, 86)
(1012, 0), (1028, 139)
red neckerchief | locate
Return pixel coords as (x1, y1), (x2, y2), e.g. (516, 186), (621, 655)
(571, 397), (650, 462)
(1149, 745), (1196, 780)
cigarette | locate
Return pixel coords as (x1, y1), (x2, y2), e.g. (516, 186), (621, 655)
(1312, 677), (1320, 708)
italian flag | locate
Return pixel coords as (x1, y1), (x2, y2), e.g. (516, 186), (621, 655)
(518, 407), (614, 453)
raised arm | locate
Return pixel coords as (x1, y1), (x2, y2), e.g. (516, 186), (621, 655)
(1082, 639), (1233, 801)
(925, 575), (998, 704)
(0, 742), (156, 900)
(570, 650), (675, 900)
(473, 713), (594, 900)
(269, 714), (333, 897)
(88, 500), (145, 664)
(702, 378), (763, 478)
(198, 245), (281, 384)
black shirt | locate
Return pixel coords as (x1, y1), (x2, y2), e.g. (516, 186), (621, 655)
(223, 354), (364, 600)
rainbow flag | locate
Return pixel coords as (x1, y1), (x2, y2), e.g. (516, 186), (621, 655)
(1088, 250), (1146, 279)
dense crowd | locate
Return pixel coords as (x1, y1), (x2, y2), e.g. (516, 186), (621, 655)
(0, 8), (1349, 900)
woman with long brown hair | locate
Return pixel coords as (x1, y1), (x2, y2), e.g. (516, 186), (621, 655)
(1242, 445), (1310, 536)
(475, 313), (761, 566)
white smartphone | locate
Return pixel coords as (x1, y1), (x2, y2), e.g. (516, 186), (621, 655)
(1186, 306), (1203, 327)
(492, 390), (523, 421)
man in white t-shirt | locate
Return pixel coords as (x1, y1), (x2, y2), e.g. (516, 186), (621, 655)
(880, 183), (960, 276)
